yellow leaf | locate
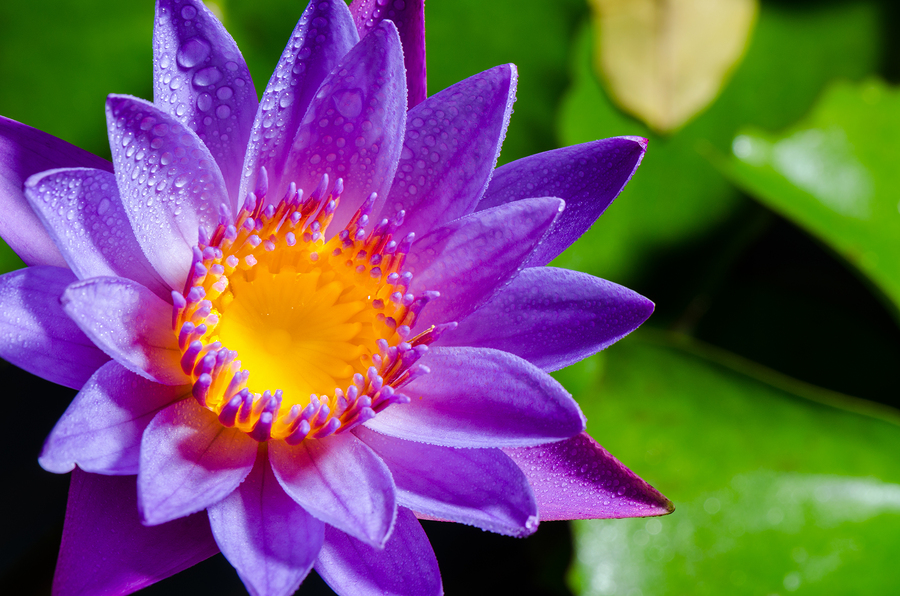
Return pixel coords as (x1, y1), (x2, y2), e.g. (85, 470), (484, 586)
(590, 0), (758, 133)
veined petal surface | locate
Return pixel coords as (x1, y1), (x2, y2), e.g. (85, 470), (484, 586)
(53, 469), (218, 596)
(316, 507), (442, 596)
(365, 346), (585, 448)
(479, 136), (647, 266)
(61, 276), (185, 385)
(106, 94), (228, 290)
(24, 167), (170, 299)
(281, 20), (406, 230)
(40, 360), (190, 475)
(356, 427), (538, 537)
(269, 432), (396, 548)
(0, 115), (111, 267)
(139, 398), (258, 525)
(208, 451), (325, 596)
(154, 0), (257, 205)
(442, 266), (654, 371)
(504, 431), (674, 520)
(240, 0), (359, 205)
(0, 266), (109, 389)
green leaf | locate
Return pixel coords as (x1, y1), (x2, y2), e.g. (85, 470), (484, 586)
(721, 79), (900, 316)
(555, 2), (882, 284)
(558, 334), (900, 595)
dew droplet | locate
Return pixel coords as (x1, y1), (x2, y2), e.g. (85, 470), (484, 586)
(216, 86), (234, 100)
(193, 66), (223, 87)
(197, 93), (213, 112)
(334, 89), (363, 119)
(176, 38), (211, 69)
(216, 104), (232, 119)
(180, 5), (197, 19)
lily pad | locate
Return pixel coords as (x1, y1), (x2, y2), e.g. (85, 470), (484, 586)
(721, 79), (900, 316)
(558, 334), (900, 595)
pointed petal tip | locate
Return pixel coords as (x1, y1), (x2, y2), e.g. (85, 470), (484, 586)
(623, 135), (649, 151)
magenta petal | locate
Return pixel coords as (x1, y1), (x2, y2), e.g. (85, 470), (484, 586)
(406, 197), (563, 330)
(365, 346), (585, 448)
(269, 432), (396, 548)
(40, 360), (190, 475)
(316, 507), (441, 596)
(281, 20), (406, 230)
(24, 167), (171, 299)
(378, 64), (517, 238)
(355, 427), (539, 537)
(106, 94), (229, 290)
(53, 469), (218, 596)
(61, 276), (186, 385)
(153, 0), (257, 205)
(442, 267), (654, 372)
(0, 267), (109, 389)
(504, 431), (674, 520)
(240, 0), (359, 205)
(208, 450), (325, 596)
(478, 136), (647, 266)
(139, 398), (257, 525)
(350, 0), (426, 108)
(0, 115), (112, 267)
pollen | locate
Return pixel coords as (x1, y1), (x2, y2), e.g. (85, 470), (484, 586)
(171, 170), (449, 443)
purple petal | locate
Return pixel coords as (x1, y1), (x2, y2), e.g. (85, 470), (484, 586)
(350, 0), (426, 108)
(240, 0), (359, 205)
(40, 360), (190, 475)
(504, 431), (674, 520)
(442, 267), (654, 371)
(280, 20), (406, 231)
(208, 450), (325, 596)
(53, 469), (218, 596)
(0, 266), (109, 389)
(406, 197), (563, 330)
(378, 64), (517, 237)
(0, 115), (112, 267)
(139, 398), (258, 525)
(24, 167), (171, 299)
(478, 137), (647, 266)
(316, 507), (441, 596)
(106, 94), (229, 290)
(365, 346), (585, 448)
(153, 0), (257, 204)
(269, 432), (396, 548)
(61, 276), (186, 385)
(355, 426), (538, 537)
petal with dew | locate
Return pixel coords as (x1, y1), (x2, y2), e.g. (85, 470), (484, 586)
(62, 276), (186, 385)
(406, 197), (563, 330)
(355, 426), (539, 537)
(350, 0), (426, 108)
(53, 469), (218, 596)
(269, 432), (396, 548)
(240, 0), (359, 205)
(208, 450), (325, 596)
(316, 507), (442, 596)
(504, 431), (674, 520)
(365, 346), (585, 448)
(378, 64), (517, 238)
(441, 266), (654, 371)
(106, 94), (229, 290)
(478, 136), (647, 266)
(139, 398), (258, 525)
(281, 20), (406, 231)
(40, 360), (190, 475)
(24, 167), (170, 299)
(0, 266), (109, 389)
(153, 0), (257, 205)
(0, 115), (111, 267)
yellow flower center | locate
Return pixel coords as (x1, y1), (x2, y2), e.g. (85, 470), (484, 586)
(171, 175), (443, 443)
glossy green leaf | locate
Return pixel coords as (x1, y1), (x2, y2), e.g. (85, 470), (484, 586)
(722, 79), (900, 315)
(555, 2), (882, 284)
(558, 334), (900, 595)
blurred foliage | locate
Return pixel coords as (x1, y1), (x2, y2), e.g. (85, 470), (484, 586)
(589, 0), (758, 133)
(2, 0), (900, 595)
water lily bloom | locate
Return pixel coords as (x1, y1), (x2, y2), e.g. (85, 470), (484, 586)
(0, 0), (671, 595)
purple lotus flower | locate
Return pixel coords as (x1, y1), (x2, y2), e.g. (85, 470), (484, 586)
(0, 1), (671, 594)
